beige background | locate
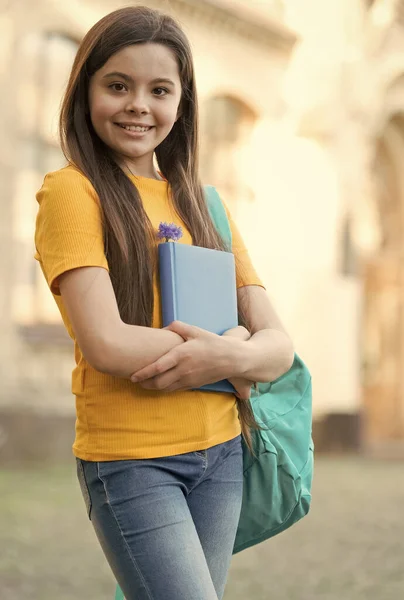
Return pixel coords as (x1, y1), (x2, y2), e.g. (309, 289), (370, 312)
(2, 0), (404, 455)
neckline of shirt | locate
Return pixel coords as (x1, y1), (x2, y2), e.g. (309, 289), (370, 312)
(128, 173), (168, 184)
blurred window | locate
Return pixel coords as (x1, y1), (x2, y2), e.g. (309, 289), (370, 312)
(200, 95), (257, 217)
(13, 32), (78, 326)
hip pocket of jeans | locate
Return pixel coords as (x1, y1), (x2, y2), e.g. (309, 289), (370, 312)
(76, 458), (92, 520)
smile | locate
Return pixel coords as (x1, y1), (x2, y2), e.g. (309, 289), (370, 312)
(115, 123), (153, 133)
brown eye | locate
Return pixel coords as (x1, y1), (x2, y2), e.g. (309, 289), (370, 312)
(109, 83), (126, 92)
(153, 87), (168, 96)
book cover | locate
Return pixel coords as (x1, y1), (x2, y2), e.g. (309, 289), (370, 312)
(158, 242), (238, 393)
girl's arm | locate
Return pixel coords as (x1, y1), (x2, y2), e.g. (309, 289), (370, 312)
(58, 266), (184, 377)
(130, 285), (294, 392)
(236, 285), (294, 383)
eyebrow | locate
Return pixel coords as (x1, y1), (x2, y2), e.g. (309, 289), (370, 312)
(102, 72), (176, 86)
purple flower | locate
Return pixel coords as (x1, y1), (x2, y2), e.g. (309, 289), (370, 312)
(157, 222), (183, 242)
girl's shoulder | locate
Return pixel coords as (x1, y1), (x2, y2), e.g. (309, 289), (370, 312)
(41, 163), (90, 186)
(37, 164), (100, 206)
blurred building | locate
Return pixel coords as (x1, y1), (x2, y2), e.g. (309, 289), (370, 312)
(1, 0), (404, 461)
(278, 0), (404, 457)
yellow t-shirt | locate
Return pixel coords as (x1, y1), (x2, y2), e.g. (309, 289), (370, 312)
(34, 165), (263, 460)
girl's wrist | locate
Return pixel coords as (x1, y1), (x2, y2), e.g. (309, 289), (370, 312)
(224, 337), (251, 379)
(236, 329), (295, 383)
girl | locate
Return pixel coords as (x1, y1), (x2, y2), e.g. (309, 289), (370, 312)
(34, 6), (294, 600)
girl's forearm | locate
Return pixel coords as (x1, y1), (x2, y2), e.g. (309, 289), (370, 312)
(95, 322), (184, 378)
(236, 329), (295, 383)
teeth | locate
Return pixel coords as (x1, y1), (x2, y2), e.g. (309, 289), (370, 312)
(119, 124), (150, 132)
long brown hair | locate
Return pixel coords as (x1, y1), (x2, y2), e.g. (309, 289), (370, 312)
(59, 5), (261, 452)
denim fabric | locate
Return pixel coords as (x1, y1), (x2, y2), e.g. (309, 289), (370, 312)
(76, 435), (243, 600)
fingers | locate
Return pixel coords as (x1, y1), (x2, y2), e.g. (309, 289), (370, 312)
(234, 386), (252, 401)
(131, 352), (178, 383)
(238, 389), (252, 401)
(165, 320), (196, 340)
(165, 320), (210, 340)
(229, 376), (253, 401)
(139, 371), (181, 391)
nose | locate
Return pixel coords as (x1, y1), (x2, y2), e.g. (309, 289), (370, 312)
(126, 91), (150, 116)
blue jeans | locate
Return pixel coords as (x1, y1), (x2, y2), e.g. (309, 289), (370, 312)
(76, 435), (243, 600)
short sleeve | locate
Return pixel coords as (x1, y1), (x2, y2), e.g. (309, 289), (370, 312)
(223, 203), (265, 290)
(34, 167), (109, 295)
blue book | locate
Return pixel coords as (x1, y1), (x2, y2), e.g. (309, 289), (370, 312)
(158, 242), (238, 393)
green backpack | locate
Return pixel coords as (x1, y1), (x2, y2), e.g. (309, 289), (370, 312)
(114, 187), (314, 599)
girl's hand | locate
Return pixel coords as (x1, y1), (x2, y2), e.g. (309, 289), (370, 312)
(129, 321), (245, 392)
(228, 375), (255, 401)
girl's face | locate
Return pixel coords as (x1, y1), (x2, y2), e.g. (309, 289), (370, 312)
(88, 43), (182, 177)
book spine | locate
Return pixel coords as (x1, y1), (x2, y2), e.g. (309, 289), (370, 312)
(158, 243), (177, 327)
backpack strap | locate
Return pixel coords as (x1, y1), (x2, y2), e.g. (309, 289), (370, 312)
(204, 185), (232, 251)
